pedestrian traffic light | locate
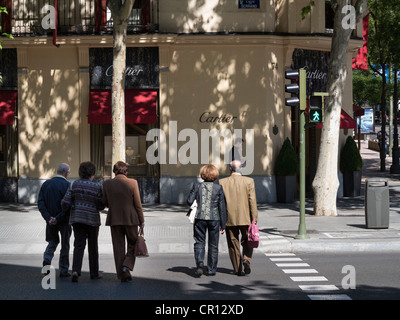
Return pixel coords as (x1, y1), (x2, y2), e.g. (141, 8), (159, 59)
(285, 69), (306, 111)
(309, 95), (323, 123)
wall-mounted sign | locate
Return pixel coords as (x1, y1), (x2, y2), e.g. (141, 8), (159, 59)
(199, 112), (238, 124)
(238, 0), (260, 9)
(89, 47), (159, 90)
(291, 49), (330, 97)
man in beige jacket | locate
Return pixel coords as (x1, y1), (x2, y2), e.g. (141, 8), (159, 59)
(219, 160), (258, 276)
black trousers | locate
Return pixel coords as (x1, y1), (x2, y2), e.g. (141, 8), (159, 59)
(72, 223), (100, 277)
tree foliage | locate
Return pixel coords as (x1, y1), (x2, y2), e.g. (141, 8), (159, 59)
(368, 0), (400, 71)
(353, 69), (382, 107)
(367, 0), (400, 170)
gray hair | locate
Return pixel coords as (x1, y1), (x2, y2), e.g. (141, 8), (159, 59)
(230, 160), (242, 173)
(57, 163), (70, 175)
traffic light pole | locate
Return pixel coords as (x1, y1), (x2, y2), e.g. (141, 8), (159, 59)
(284, 68), (309, 239)
(296, 69), (309, 239)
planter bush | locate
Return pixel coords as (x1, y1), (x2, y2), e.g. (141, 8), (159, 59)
(274, 138), (298, 203)
(274, 138), (299, 176)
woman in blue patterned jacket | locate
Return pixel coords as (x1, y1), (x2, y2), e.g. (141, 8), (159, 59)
(61, 161), (105, 282)
(187, 164), (226, 277)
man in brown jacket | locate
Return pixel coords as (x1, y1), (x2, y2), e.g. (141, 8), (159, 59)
(219, 160), (258, 276)
(102, 161), (145, 282)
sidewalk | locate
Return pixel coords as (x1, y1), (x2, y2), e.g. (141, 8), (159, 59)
(0, 140), (399, 254)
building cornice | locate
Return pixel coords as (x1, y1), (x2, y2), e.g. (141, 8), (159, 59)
(3, 33), (363, 53)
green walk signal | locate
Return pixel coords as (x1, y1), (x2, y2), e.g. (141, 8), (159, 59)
(310, 109), (323, 122)
(309, 95), (323, 123)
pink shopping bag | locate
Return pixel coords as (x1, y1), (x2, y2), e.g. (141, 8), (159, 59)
(248, 219), (259, 248)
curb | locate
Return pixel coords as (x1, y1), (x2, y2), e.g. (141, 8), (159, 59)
(262, 238), (400, 253)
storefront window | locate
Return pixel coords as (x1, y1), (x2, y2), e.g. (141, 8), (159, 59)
(91, 123), (159, 178)
(89, 47), (159, 179)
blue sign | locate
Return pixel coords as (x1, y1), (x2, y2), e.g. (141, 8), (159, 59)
(239, 0), (260, 9)
(359, 108), (374, 134)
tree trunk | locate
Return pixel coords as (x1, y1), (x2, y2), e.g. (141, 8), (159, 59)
(312, 0), (365, 216)
(379, 66), (387, 171)
(391, 67), (400, 173)
(112, 21), (127, 166)
(107, 0), (135, 172)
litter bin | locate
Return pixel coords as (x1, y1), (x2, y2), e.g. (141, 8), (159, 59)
(365, 178), (389, 229)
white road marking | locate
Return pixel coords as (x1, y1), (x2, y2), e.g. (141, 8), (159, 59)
(308, 294), (351, 300)
(282, 268), (318, 274)
(299, 285), (339, 291)
(290, 276), (328, 282)
(276, 263), (310, 267)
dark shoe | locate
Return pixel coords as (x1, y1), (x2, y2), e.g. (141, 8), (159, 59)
(207, 272), (216, 276)
(42, 261), (51, 275)
(243, 260), (251, 275)
(235, 270), (244, 276)
(59, 272), (71, 278)
(42, 260), (51, 267)
(195, 263), (204, 277)
(71, 271), (79, 282)
(90, 273), (103, 280)
(121, 267), (132, 282)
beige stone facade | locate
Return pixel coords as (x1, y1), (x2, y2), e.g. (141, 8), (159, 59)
(0, 1), (364, 203)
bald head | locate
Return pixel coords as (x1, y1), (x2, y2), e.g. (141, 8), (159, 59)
(57, 163), (70, 178)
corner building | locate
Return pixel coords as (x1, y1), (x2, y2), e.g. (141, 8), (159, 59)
(0, 0), (364, 204)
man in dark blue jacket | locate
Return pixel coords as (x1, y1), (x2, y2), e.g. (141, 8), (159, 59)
(38, 163), (71, 277)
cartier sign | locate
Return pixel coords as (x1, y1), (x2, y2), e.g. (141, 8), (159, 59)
(89, 47), (159, 89)
(291, 49), (330, 96)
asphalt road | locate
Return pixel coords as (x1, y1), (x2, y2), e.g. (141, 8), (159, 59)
(1, 252), (399, 301)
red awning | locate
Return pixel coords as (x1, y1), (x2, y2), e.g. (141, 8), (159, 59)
(0, 90), (17, 125)
(352, 14), (369, 70)
(88, 89), (157, 124)
(353, 104), (365, 117)
(316, 109), (357, 129)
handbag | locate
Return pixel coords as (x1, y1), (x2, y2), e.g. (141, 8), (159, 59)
(135, 234), (149, 257)
(248, 219), (259, 248)
(186, 199), (198, 224)
(186, 183), (200, 224)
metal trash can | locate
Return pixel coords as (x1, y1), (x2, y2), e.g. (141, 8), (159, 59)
(365, 178), (389, 229)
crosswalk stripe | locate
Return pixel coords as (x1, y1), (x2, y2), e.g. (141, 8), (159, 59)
(308, 294), (352, 300)
(270, 257), (302, 262)
(299, 285), (339, 291)
(265, 253), (296, 257)
(282, 268), (318, 274)
(290, 276), (328, 282)
(276, 263), (310, 267)
(264, 251), (352, 300)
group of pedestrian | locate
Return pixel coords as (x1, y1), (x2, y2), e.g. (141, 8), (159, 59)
(38, 161), (144, 283)
(38, 155), (257, 282)
(187, 159), (258, 277)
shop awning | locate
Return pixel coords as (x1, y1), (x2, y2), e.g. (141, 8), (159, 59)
(0, 90), (17, 125)
(352, 14), (369, 71)
(316, 109), (357, 129)
(353, 104), (365, 117)
(88, 89), (157, 124)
